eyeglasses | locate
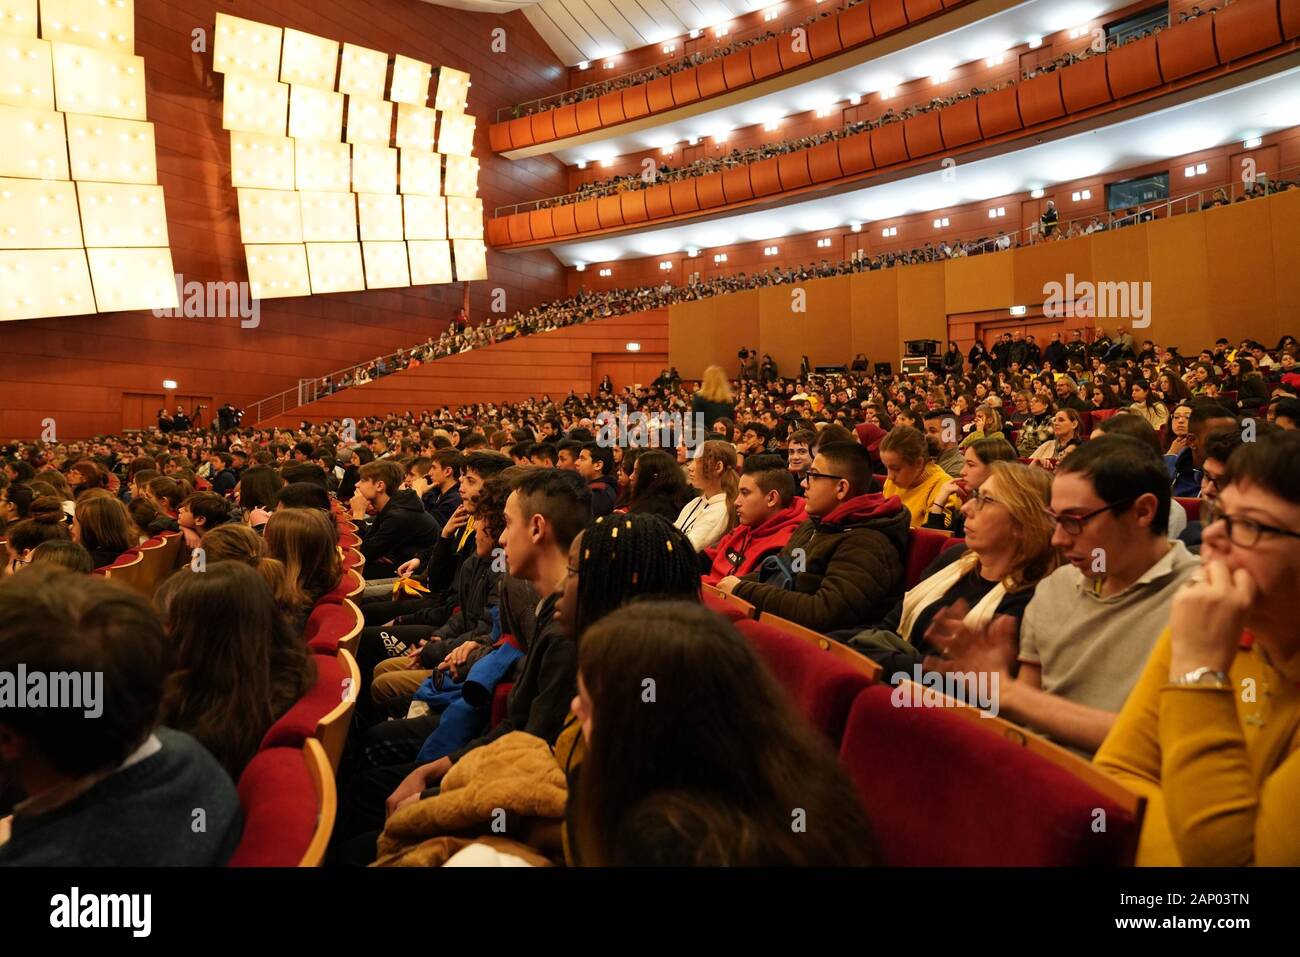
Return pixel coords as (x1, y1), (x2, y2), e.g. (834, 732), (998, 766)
(968, 488), (1002, 511)
(1212, 513), (1300, 548)
(803, 469), (844, 484)
(1042, 497), (1136, 535)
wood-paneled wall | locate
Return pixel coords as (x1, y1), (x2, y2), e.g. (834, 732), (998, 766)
(0, 0), (570, 439)
(256, 309), (669, 426)
(670, 187), (1300, 377)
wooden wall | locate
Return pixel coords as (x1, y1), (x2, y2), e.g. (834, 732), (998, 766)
(0, 0), (570, 439)
(670, 187), (1300, 377)
(256, 309), (669, 426)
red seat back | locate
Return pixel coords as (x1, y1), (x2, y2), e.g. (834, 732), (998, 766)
(260, 653), (346, 751)
(305, 602), (355, 653)
(228, 747), (318, 866)
(1176, 496), (1201, 523)
(838, 686), (1140, 865)
(903, 527), (950, 589)
(735, 618), (873, 745)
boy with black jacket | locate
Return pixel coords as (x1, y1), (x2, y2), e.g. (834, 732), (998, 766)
(350, 459), (439, 579)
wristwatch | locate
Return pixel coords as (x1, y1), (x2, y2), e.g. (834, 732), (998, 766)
(1170, 667), (1230, 688)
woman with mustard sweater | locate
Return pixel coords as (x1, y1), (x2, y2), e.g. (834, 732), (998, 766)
(880, 426), (953, 528)
(1094, 431), (1300, 866)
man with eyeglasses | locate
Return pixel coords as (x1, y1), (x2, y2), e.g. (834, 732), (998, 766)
(930, 435), (1199, 756)
(1177, 424), (1274, 552)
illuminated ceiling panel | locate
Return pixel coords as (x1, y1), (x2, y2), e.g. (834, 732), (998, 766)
(407, 239), (452, 285)
(294, 139), (351, 192)
(399, 148), (440, 196)
(306, 241), (365, 293)
(222, 74), (289, 136)
(244, 242), (311, 299)
(402, 194), (445, 240)
(389, 54), (430, 106)
(446, 195), (483, 239)
(76, 181), (169, 247)
(229, 130), (295, 190)
(0, 177), (81, 248)
(442, 154), (478, 198)
(213, 12), (283, 79)
(357, 192), (404, 242)
(65, 113), (156, 185)
(280, 28), (339, 91)
(339, 42), (387, 99)
(434, 67), (469, 113)
(0, 1), (37, 40)
(451, 238), (486, 281)
(288, 83), (344, 142)
(0, 105), (68, 180)
(39, 0), (134, 55)
(351, 143), (397, 194)
(0, 248), (94, 321)
(437, 110), (474, 157)
(0, 35), (54, 111)
(300, 190), (358, 242)
(361, 240), (411, 288)
(237, 187), (302, 244)
(395, 103), (437, 152)
(50, 41), (145, 120)
(345, 95), (393, 146)
(85, 246), (178, 313)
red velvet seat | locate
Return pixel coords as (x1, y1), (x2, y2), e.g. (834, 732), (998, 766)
(903, 527), (951, 589)
(305, 600), (362, 655)
(260, 652), (347, 752)
(702, 591), (751, 623)
(491, 681), (512, 728)
(1176, 497), (1202, 523)
(839, 686), (1142, 865)
(736, 618), (874, 745)
(229, 742), (328, 867)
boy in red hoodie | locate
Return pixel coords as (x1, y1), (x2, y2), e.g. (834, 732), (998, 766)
(717, 441), (909, 634)
(703, 455), (806, 586)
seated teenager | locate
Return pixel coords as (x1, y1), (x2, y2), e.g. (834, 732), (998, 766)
(1169, 403), (1238, 497)
(923, 437), (1017, 536)
(3, 499), (71, 575)
(420, 450), (464, 527)
(236, 465), (285, 530)
(848, 463), (1057, 677)
(197, 522), (265, 565)
(881, 426), (953, 527)
(350, 459), (440, 579)
(178, 491), (234, 549)
(0, 567), (242, 866)
(626, 450), (692, 521)
(28, 540), (94, 574)
(1095, 430), (1300, 865)
(702, 454), (805, 586)
(260, 508), (343, 634)
(716, 441), (909, 634)
(930, 435), (1199, 756)
(336, 469), (590, 845)
(155, 562), (316, 779)
(674, 440), (737, 552)
(72, 493), (136, 570)
(276, 482), (332, 512)
(569, 601), (875, 866)
(577, 443), (617, 518)
(1092, 412), (1189, 540)
(360, 475), (511, 721)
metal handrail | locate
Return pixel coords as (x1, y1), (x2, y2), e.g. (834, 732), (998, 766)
(250, 168), (1295, 421)
(495, 0), (860, 123)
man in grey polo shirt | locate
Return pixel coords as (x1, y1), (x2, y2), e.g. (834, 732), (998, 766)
(931, 436), (1198, 755)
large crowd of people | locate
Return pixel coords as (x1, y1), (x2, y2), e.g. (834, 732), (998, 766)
(2, 319), (1298, 866)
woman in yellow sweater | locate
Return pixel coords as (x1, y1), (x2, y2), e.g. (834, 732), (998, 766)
(880, 426), (952, 528)
(1094, 431), (1300, 866)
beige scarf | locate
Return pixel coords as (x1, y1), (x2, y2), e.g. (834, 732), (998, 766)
(897, 552), (1007, 641)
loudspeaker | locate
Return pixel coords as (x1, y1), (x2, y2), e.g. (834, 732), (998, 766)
(904, 338), (941, 357)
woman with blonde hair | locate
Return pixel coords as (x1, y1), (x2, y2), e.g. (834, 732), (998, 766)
(674, 439), (737, 551)
(846, 462), (1058, 676)
(880, 426), (951, 528)
(260, 507), (342, 633)
(691, 365), (735, 433)
(960, 403), (1006, 449)
(72, 493), (135, 569)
